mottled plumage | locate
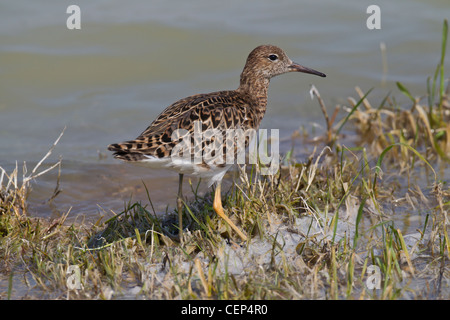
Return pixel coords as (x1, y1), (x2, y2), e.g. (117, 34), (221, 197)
(108, 45), (325, 241)
(108, 90), (256, 181)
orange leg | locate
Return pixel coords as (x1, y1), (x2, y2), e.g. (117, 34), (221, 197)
(177, 173), (184, 242)
(213, 182), (247, 241)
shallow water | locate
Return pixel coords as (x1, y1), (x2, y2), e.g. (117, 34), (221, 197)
(0, 0), (449, 225)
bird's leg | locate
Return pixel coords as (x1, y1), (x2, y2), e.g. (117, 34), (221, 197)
(213, 182), (247, 241)
(177, 173), (184, 242)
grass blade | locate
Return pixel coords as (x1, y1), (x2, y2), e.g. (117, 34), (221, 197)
(439, 19), (448, 111)
(337, 88), (373, 135)
(373, 142), (437, 193)
(396, 82), (415, 104)
(353, 196), (367, 249)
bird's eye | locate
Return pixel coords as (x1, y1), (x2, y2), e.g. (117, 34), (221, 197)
(268, 54), (278, 61)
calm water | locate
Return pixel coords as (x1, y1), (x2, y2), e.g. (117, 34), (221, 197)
(0, 0), (449, 223)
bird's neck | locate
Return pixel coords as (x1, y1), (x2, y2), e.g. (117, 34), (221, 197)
(237, 72), (270, 113)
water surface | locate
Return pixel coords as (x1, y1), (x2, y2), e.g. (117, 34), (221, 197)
(0, 0), (448, 225)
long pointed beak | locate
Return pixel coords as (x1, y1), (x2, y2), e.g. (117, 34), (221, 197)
(289, 62), (326, 77)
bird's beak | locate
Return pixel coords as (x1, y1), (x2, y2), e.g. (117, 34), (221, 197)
(289, 62), (326, 77)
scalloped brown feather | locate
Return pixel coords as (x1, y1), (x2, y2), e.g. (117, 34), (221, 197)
(108, 45), (325, 166)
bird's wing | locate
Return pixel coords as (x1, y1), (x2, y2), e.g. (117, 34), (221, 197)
(107, 91), (258, 162)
